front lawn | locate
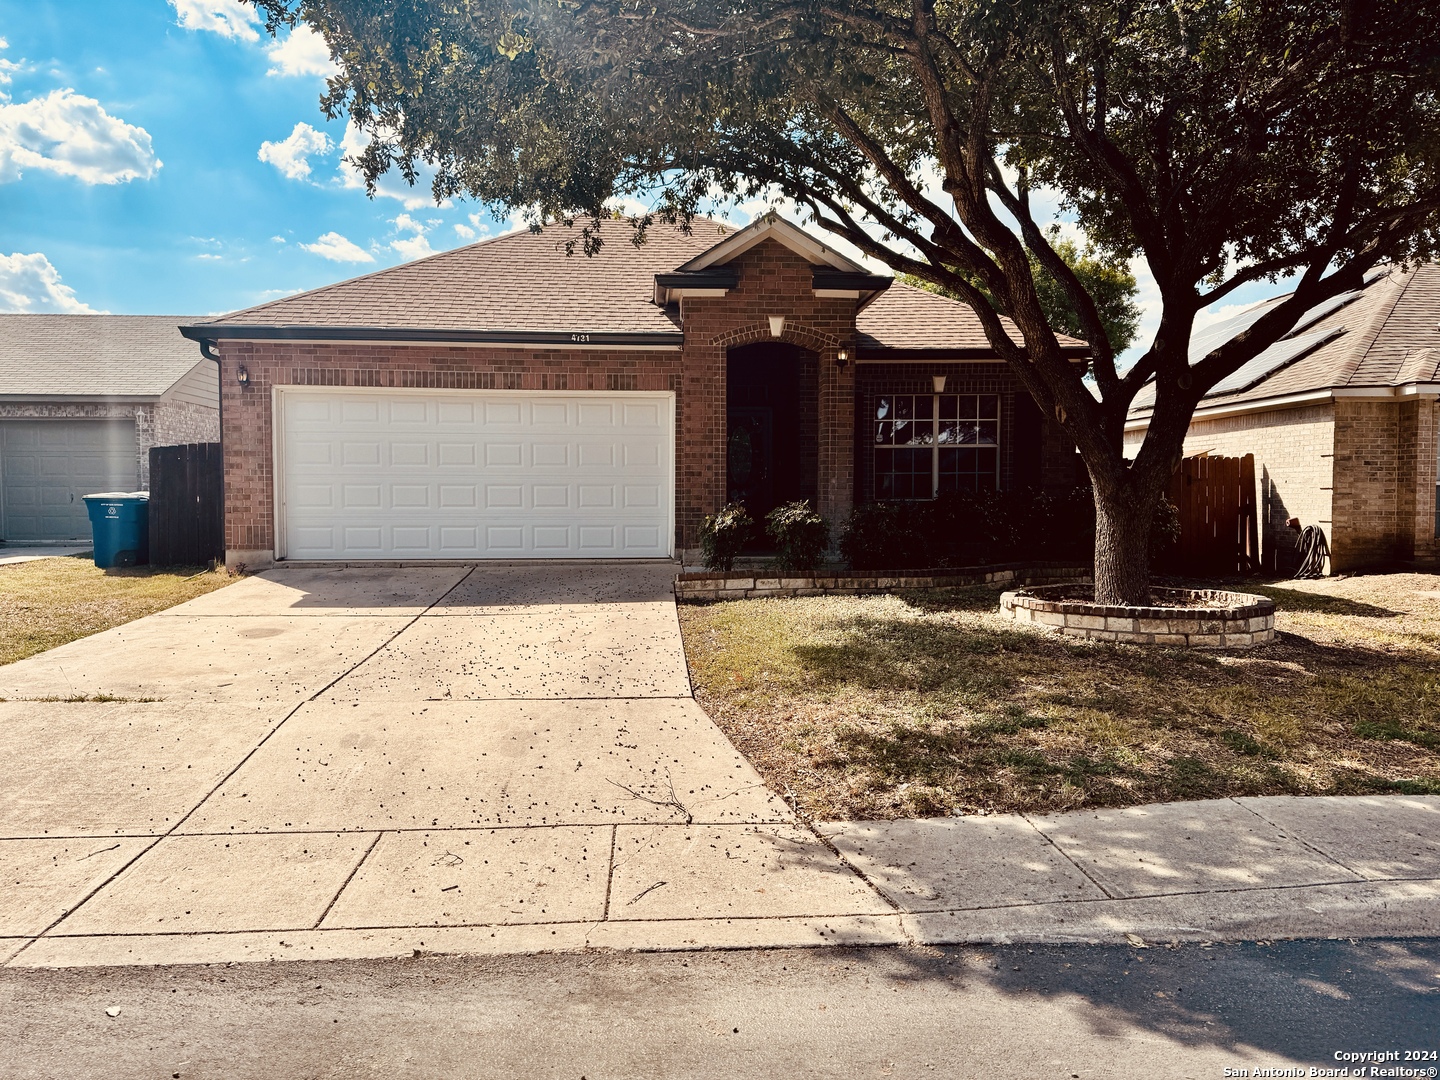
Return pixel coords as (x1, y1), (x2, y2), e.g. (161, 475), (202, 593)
(677, 574), (1440, 819)
(0, 555), (235, 667)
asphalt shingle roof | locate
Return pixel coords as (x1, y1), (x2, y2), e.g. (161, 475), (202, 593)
(200, 221), (731, 335)
(195, 218), (1072, 358)
(1129, 263), (1440, 416)
(856, 282), (1086, 354)
(0, 314), (204, 398)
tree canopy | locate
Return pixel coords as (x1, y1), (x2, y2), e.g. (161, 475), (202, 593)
(249, 0), (1440, 601)
(902, 231), (1142, 354)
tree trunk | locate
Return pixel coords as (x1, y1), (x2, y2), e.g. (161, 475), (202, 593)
(1092, 484), (1160, 606)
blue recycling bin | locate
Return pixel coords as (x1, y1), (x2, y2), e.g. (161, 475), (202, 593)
(83, 491), (150, 569)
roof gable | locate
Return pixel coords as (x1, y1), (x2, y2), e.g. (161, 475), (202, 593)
(674, 212), (866, 274)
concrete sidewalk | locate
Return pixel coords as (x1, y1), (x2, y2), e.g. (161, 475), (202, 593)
(0, 544), (89, 566)
(0, 564), (1435, 969)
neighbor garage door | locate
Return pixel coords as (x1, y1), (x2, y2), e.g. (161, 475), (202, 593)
(276, 388), (674, 560)
(0, 419), (137, 542)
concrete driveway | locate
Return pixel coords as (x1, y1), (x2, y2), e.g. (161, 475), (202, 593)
(0, 563), (896, 968)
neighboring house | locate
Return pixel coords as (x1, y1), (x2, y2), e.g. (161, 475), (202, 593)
(1126, 264), (1440, 574)
(180, 214), (1086, 568)
(0, 315), (219, 543)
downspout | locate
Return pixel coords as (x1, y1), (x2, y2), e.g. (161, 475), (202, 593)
(197, 338), (226, 568)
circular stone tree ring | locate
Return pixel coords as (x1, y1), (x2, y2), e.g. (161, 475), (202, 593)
(999, 584), (1276, 648)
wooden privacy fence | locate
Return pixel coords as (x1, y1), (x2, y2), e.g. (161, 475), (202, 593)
(1167, 453), (1259, 576)
(148, 443), (223, 567)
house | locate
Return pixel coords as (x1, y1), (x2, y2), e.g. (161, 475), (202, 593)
(180, 214), (1086, 568)
(1125, 264), (1440, 574)
(0, 315), (219, 543)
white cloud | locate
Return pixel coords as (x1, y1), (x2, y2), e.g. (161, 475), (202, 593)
(338, 121), (447, 210)
(0, 38), (25, 98)
(257, 121), (332, 181)
(453, 213), (494, 241)
(300, 231), (374, 263)
(389, 213), (436, 261)
(265, 25), (339, 78)
(0, 252), (98, 312)
(167, 0), (259, 42)
(0, 89), (160, 185)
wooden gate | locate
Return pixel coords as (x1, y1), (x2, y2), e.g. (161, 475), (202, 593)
(148, 442), (223, 567)
(1167, 453), (1259, 575)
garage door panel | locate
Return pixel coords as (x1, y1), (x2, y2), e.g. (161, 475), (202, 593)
(389, 400), (427, 424)
(530, 402), (569, 425)
(279, 391), (671, 560)
(389, 442), (429, 466)
(438, 485), (477, 508)
(391, 485), (430, 509)
(438, 443), (476, 466)
(485, 443), (523, 467)
(1, 419), (136, 542)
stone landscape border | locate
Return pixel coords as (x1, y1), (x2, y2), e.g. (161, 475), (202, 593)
(1000, 584), (1276, 647)
(674, 563), (1091, 601)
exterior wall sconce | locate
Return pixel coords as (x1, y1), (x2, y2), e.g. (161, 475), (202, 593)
(236, 365), (250, 387)
(932, 375), (947, 392)
(768, 315), (786, 338)
(836, 349), (849, 369)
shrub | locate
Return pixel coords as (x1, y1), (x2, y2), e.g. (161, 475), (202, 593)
(698, 502), (754, 572)
(1149, 496), (1182, 562)
(838, 500), (924, 571)
(765, 500), (831, 573)
(838, 486), (1099, 571)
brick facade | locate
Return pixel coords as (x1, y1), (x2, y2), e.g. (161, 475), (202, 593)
(216, 238), (1070, 566)
(1126, 395), (1440, 575)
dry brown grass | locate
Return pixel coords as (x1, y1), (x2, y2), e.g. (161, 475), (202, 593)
(677, 573), (1440, 820)
(0, 555), (235, 666)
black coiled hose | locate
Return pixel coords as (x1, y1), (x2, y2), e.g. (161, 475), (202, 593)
(1293, 525), (1329, 579)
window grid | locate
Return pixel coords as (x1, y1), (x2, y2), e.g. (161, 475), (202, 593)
(875, 393), (999, 499)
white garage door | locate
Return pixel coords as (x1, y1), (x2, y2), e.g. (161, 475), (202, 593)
(277, 388), (674, 560)
(0, 419), (137, 542)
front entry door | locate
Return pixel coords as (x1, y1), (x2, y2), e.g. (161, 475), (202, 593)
(726, 343), (808, 532)
(727, 407), (774, 516)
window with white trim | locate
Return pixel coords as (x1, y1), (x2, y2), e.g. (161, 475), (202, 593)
(875, 393), (999, 499)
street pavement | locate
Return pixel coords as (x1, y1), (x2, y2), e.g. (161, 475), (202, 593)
(2, 939), (1436, 1078)
(0, 563), (1436, 969)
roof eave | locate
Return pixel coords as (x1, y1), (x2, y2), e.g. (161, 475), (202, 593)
(856, 346), (1090, 362)
(179, 325), (685, 348)
(0, 393), (166, 404)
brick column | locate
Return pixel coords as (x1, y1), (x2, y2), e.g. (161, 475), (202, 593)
(817, 341), (856, 532)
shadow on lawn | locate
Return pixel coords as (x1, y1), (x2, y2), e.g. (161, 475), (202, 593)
(779, 609), (1440, 809)
(1241, 583), (1404, 618)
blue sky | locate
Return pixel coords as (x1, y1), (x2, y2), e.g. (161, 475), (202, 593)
(0, 0), (1284, 352)
(0, 0), (510, 317)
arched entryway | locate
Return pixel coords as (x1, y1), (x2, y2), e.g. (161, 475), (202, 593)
(726, 341), (819, 528)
